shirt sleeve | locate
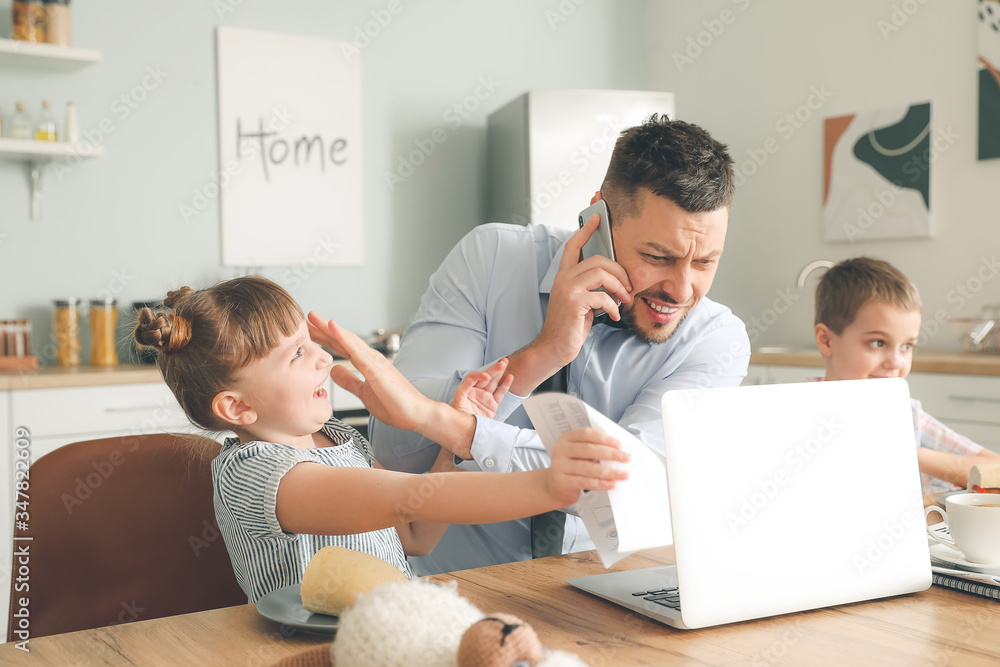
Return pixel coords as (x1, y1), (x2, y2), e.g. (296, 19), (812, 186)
(214, 443), (312, 541)
(463, 313), (751, 472)
(914, 402), (984, 456)
(370, 227), (521, 474)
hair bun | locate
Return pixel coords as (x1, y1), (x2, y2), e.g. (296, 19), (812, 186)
(163, 286), (195, 310)
(133, 307), (192, 354)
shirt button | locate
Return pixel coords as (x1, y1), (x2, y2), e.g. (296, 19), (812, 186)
(484, 457), (495, 469)
(569, 391), (578, 398)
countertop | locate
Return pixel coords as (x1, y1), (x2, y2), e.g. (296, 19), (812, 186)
(0, 358), (359, 391)
(751, 347), (1000, 376)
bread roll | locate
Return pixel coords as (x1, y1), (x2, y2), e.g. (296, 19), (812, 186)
(968, 463), (1000, 494)
(300, 546), (407, 616)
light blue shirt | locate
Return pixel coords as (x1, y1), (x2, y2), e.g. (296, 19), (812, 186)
(370, 223), (750, 574)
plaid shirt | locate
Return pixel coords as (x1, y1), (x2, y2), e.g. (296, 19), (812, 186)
(912, 398), (983, 495)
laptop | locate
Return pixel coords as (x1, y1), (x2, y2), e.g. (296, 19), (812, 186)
(566, 378), (932, 629)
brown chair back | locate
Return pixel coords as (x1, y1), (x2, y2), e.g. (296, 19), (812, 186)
(7, 433), (246, 641)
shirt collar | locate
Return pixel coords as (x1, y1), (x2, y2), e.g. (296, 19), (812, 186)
(538, 242), (568, 295)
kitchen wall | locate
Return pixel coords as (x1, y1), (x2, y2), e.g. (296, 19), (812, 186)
(3, 1), (995, 364)
(0, 0), (647, 361)
(644, 0), (1000, 351)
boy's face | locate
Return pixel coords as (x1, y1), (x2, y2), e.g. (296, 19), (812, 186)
(233, 318), (334, 445)
(816, 301), (921, 381)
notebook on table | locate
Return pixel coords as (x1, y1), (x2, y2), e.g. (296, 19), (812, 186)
(566, 378), (932, 630)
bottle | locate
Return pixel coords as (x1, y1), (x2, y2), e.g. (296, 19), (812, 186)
(36, 100), (58, 141)
(54, 298), (81, 367)
(43, 0), (71, 46)
(89, 298), (119, 366)
(9, 102), (32, 140)
(64, 101), (79, 144)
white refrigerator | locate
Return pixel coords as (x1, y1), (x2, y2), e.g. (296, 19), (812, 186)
(486, 89), (676, 230)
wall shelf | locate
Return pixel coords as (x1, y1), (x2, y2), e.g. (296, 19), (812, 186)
(0, 38), (100, 70)
(0, 139), (104, 221)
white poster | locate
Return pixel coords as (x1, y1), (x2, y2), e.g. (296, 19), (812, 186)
(217, 27), (363, 266)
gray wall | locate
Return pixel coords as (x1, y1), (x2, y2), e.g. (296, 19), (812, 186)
(644, 0), (1000, 351)
(4, 0), (996, 364)
(0, 0), (646, 362)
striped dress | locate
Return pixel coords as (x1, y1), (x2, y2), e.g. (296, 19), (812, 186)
(212, 418), (413, 603)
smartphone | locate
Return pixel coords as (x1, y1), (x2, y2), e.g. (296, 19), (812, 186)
(578, 200), (616, 264)
(577, 200), (620, 316)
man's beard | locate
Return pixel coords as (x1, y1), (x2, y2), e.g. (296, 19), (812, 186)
(619, 295), (690, 345)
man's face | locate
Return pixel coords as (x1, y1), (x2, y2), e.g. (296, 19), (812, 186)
(611, 189), (729, 344)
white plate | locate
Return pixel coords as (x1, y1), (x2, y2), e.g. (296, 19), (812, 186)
(255, 583), (338, 634)
(929, 543), (1000, 575)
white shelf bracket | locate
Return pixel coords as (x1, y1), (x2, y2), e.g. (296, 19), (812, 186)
(28, 160), (48, 222)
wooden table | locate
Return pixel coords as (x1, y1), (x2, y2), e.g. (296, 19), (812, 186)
(2, 547), (998, 666)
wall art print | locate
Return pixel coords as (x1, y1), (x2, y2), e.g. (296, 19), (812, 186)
(822, 102), (932, 243)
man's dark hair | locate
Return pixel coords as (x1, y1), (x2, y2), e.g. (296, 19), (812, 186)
(601, 114), (735, 221)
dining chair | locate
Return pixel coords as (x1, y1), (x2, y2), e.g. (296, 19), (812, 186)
(6, 432), (247, 641)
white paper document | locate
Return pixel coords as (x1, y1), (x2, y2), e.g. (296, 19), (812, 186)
(523, 393), (672, 567)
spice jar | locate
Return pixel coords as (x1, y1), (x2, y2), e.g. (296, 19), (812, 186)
(43, 0), (71, 46)
(89, 298), (119, 366)
(12, 0), (45, 42)
(54, 298), (81, 367)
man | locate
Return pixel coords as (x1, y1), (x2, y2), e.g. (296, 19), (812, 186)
(370, 114), (750, 574)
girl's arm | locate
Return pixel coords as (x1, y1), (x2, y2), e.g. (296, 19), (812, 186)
(390, 446), (457, 556)
(308, 312), (500, 459)
(274, 427), (628, 539)
(917, 448), (1000, 488)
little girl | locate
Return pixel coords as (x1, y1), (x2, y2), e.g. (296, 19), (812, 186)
(134, 276), (627, 602)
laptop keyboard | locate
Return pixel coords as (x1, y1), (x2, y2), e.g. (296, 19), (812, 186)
(632, 586), (681, 610)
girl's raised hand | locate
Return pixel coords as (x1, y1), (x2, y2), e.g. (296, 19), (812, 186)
(546, 428), (630, 507)
(450, 358), (514, 419)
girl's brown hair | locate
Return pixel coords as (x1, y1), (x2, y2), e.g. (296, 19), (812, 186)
(133, 276), (303, 430)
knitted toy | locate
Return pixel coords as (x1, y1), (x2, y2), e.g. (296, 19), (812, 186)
(272, 579), (589, 667)
(334, 579), (588, 667)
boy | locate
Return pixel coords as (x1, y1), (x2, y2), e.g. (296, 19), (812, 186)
(813, 257), (1000, 504)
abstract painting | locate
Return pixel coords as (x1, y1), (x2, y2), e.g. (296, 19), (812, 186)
(979, 0), (1000, 159)
(822, 102), (932, 243)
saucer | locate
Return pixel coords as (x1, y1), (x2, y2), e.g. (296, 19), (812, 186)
(929, 543), (1000, 574)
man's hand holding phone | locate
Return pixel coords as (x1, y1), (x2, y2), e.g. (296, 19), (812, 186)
(502, 199), (632, 395)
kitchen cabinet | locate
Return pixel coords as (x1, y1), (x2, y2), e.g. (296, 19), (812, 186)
(745, 352), (1000, 454)
(0, 37), (103, 221)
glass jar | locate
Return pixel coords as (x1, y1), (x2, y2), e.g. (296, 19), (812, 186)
(89, 298), (118, 366)
(12, 1), (45, 43)
(43, 0), (71, 46)
(54, 298), (81, 367)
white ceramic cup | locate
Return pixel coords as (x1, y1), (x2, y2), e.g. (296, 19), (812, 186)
(925, 493), (1000, 565)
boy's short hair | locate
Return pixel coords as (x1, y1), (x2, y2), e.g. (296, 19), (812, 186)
(815, 257), (922, 334)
